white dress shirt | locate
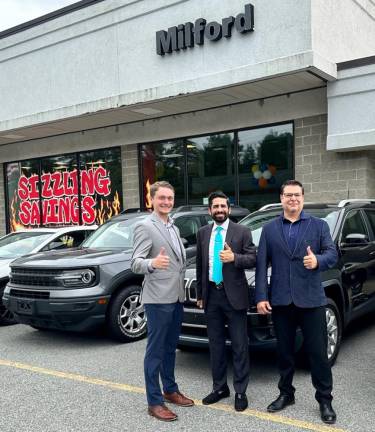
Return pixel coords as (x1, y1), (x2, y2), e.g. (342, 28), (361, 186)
(209, 218), (229, 282)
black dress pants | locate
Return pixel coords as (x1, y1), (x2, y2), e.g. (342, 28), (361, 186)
(206, 287), (249, 394)
(272, 303), (333, 403)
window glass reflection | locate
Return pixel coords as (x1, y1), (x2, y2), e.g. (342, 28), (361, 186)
(187, 133), (235, 204)
(238, 124), (293, 211)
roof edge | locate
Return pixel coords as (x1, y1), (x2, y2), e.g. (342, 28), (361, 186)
(0, 0), (105, 40)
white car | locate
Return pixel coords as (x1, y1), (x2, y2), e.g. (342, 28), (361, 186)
(0, 225), (97, 325)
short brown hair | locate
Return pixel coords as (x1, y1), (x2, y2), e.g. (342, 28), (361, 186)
(150, 181), (175, 198)
(280, 180), (304, 195)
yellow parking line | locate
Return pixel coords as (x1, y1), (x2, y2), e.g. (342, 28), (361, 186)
(0, 359), (347, 432)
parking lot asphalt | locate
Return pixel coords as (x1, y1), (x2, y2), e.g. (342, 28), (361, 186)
(0, 314), (374, 432)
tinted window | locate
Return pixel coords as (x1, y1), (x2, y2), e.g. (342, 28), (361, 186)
(173, 216), (201, 246)
(341, 210), (368, 241)
(240, 208), (340, 247)
(363, 210), (375, 238)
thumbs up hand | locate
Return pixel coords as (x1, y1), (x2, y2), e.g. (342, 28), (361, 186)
(152, 247), (170, 269)
(220, 242), (234, 263)
(303, 246), (318, 269)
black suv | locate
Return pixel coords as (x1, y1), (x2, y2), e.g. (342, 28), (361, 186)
(179, 200), (375, 365)
(2, 208), (215, 342)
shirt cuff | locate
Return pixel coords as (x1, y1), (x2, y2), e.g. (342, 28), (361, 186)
(147, 260), (154, 273)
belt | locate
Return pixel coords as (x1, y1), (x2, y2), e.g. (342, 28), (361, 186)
(209, 281), (224, 290)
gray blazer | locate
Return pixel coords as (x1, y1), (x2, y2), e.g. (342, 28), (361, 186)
(131, 212), (186, 304)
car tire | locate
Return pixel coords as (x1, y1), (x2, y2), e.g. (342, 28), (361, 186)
(106, 285), (147, 343)
(325, 298), (342, 366)
(0, 304), (17, 326)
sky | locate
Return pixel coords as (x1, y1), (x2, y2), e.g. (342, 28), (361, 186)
(0, 0), (77, 32)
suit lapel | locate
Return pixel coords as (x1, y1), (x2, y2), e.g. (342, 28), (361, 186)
(150, 214), (181, 261)
(291, 216), (312, 257)
(277, 217), (293, 258)
(225, 220), (235, 246)
(204, 224), (214, 270)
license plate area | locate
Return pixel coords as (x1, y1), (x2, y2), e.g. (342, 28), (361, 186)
(16, 300), (34, 315)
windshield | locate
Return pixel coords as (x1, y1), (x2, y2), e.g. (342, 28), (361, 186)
(82, 216), (147, 249)
(0, 232), (53, 259)
(240, 208), (340, 247)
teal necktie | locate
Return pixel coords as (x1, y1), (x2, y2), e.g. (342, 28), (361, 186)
(212, 226), (224, 284)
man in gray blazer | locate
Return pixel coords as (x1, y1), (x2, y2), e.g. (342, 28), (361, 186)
(131, 181), (194, 422)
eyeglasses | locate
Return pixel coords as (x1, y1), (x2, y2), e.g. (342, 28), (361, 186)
(283, 193), (302, 198)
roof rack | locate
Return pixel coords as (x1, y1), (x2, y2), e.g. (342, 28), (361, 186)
(258, 203), (282, 211)
(338, 199), (375, 207)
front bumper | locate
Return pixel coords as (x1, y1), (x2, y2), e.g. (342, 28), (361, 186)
(3, 284), (110, 332)
(179, 306), (278, 350)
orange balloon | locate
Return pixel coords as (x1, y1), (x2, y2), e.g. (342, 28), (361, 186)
(258, 177), (268, 188)
(268, 164), (277, 175)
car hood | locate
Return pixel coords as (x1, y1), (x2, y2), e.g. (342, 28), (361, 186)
(0, 258), (14, 279)
(10, 248), (133, 268)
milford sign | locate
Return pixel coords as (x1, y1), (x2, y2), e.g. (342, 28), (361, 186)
(156, 4), (254, 56)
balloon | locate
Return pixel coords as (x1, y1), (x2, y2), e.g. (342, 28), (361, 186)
(263, 170), (272, 180)
(251, 164), (259, 173)
(258, 177), (268, 188)
(253, 170), (262, 179)
(268, 164), (277, 175)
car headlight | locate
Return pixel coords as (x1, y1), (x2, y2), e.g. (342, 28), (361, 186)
(55, 269), (97, 287)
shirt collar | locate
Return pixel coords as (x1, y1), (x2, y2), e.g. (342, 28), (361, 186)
(152, 211), (173, 227)
(280, 209), (309, 222)
(213, 218), (230, 231)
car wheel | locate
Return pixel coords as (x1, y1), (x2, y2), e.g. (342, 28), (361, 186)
(106, 285), (147, 342)
(326, 298), (342, 366)
(0, 298), (17, 326)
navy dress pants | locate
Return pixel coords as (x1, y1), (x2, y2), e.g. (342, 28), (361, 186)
(144, 302), (183, 406)
(272, 304), (333, 403)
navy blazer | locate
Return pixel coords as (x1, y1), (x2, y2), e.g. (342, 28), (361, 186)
(196, 220), (256, 310)
(255, 212), (338, 308)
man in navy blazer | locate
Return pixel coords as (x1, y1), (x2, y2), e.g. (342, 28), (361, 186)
(196, 191), (256, 412)
(255, 180), (338, 424)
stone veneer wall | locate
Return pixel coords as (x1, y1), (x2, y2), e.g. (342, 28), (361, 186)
(295, 115), (375, 201)
(121, 144), (140, 210)
(0, 164), (5, 236)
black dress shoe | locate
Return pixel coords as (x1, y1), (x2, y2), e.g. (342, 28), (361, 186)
(319, 402), (336, 424)
(235, 393), (248, 411)
(267, 394), (295, 412)
(202, 387), (230, 405)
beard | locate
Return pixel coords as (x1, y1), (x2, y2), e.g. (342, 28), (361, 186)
(211, 212), (229, 224)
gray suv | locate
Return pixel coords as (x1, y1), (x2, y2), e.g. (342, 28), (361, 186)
(2, 209), (213, 342)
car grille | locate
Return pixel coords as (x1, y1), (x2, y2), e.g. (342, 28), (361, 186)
(184, 278), (198, 305)
(10, 267), (63, 287)
(9, 289), (50, 299)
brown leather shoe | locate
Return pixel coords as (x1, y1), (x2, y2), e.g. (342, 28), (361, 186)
(163, 391), (195, 407)
(148, 404), (178, 421)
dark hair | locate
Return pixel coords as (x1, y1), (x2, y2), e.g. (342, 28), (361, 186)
(150, 181), (175, 198)
(280, 180), (304, 195)
(208, 191), (230, 208)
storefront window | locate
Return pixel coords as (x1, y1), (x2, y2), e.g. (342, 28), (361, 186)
(5, 147), (123, 231)
(238, 124), (293, 211)
(187, 133), (235, 204)
(141, 140), (185, 208)
(6, 160), (41, 230)
(80, 149), (123, 225)
(41, 154), (79, 226)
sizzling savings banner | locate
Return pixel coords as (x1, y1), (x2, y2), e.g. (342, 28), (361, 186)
(7, 152), (123, 231)
(17, 167), (111, 225)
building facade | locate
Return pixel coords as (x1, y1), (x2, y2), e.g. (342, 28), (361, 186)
(0, 0), (375, 234)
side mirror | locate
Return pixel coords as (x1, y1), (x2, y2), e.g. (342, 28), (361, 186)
(342, 233), (369, 246)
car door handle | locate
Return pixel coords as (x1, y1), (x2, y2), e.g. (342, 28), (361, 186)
(369, 251), (375, 256)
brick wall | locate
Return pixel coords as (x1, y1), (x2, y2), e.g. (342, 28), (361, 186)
(295, 115), (375, 201)
(121, 144), (140, 210)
